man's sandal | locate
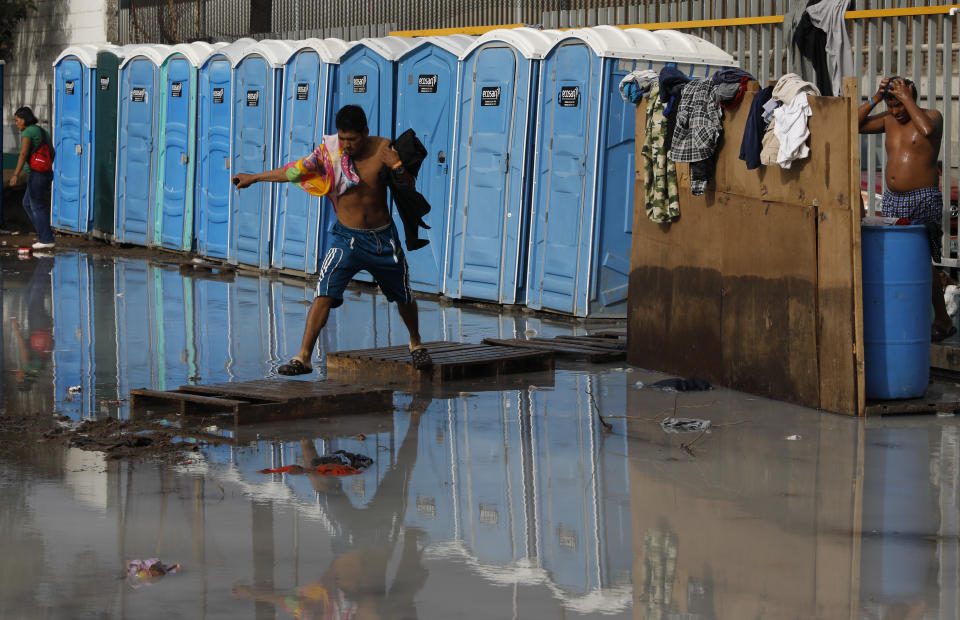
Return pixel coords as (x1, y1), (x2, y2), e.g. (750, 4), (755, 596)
(410, 346), (433, 371)
(278, 359), (313, 376)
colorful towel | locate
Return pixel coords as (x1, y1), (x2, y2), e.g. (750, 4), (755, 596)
(284, 134), (360, 209)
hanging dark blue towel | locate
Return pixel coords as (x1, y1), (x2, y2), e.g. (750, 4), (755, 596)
(738, 86), (774, 170)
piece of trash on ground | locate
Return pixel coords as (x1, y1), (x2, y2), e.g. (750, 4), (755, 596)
(660, 417), (712, 433)
(634, 381), (644, 388)
(203, 425), (219, 432)
(650, 377), (713, 392)
(67, 385), (82, 394)
(938, 411), (956, 418)
(785, 434), (802, 441)
(258, 450), (373, 476)
(126, 559), (181, 587)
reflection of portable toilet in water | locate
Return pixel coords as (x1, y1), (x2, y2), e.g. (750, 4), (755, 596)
(115, 44), (171, 246)
(51, 254), (95, 420)
(444, 28), (562, 305)
(527, 27), (733, 317)
(154, 42), (224, 251)
(393, 35), (474, 294)
(91, 45), (138, 240)
(52, 44), (101, 234)
(195, 38), (256, 261)
(272, 38), (352, 274)
(231, 39), (295, 269)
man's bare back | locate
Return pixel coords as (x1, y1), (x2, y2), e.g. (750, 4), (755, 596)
(859, 77), (943, 192)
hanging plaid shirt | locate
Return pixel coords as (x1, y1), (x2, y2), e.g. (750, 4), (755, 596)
(668, 78), (723, 196)
(641, 84), (680, 223)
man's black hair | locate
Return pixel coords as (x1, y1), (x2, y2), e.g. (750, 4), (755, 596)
(884, 76), (919, 101)
(335, 105), (368, 133)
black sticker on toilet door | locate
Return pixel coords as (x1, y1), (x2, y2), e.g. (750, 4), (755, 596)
(296, 83), (309, 100)
(131, 87), (146, 102)
(353, 75), (367, 93)
(171, 82), (183, 97)
(418, 74), (438, 93)
(559, 86), (580, 107)
(246, 90), (260, 106)
(99, 76), (110, 91)
(212, 87), (224, 104)
(65, 81), (75, 95)
(480, 86), (501, 106)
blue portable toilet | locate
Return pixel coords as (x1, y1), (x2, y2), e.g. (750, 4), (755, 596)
(444, 28), (563, 305)
(51, 44), (101, 234)
(333, 36), (420, 139)
(52, 253), (96, 420)
(325, 36), (420, 283)
(393, 35), (474, 294)
(153, 42), (223, 251)
(230, 39), (295, 269)
(272, 38), (352, 274)
(527, 26), (734, 317)
(195, 38), (256, 261)
(114, 44), (171, 246)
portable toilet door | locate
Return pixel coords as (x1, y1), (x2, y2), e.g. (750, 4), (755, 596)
(52, 44), (99, 234)
(333, 36), (419, 139)
(92, 45), (130, 239)
(230, 39), (295, 269)
(394, 35), (473, 294)
(272, 38), (351, 274)
(195, 39), (255, 260)
(115, 45), (170, 246)
(444, 28), (562, 305)
(527, 27), (734, 317)
(154, 43), (216, 251)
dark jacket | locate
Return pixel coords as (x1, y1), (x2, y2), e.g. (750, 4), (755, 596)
(379, 129), (431, 251)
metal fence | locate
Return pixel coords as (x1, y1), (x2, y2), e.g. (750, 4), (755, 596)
(116, 0), (960, 267)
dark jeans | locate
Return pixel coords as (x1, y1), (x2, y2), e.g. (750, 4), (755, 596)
(22, 171), (54, 243)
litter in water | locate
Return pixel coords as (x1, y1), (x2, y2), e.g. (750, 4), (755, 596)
(785, 434), (802, 441)
(650, 377), (713, 392)
(660, 417), (712, 433)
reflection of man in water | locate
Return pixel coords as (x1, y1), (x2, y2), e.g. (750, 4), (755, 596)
(8, 257), (54, 391)
(233, 402), (429, 619)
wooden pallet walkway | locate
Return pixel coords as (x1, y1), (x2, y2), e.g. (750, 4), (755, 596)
(326, 341), (554, 383)
(481, 335), (627, 363)
(130, 378), (393, 424)
(865, 383), (960, 417)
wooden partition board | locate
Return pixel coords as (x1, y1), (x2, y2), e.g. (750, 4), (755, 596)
(628, 78), (865, 416)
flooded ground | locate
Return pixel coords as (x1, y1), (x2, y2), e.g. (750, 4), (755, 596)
(1, 245), (959, 619)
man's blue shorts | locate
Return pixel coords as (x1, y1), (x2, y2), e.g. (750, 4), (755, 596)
(315, 220), (414, 307)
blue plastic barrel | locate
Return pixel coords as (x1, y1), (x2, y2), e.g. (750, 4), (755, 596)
(862, 224), (931, 399)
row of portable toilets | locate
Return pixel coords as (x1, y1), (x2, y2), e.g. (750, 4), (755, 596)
(52, 26), (734, 317)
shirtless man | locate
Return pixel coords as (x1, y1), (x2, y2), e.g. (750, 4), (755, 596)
(232, 105), (433, 374)
(858, 76), (954, 341)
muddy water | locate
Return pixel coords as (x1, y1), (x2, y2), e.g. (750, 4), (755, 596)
(1, 249), (959, 619)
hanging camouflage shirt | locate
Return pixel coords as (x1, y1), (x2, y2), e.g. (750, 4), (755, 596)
(641, 84), (680, 223)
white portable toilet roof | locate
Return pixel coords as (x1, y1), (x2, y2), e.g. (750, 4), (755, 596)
(399, 34), (475, 60)
(351, 36), (422, 61)
(53, 44), (103, 68)
(205, 38), (256, 67)
(553, 25), (734, 65)
(295, 38), (354, 64)
(163, 42), (219, 67)
(119, 44), (173, 68)
(460, 27), (564, 60)
(238, 39), (297, 68)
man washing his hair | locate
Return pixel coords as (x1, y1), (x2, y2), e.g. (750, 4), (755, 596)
(859, 76), (953, 341)
(232, 105), (433, 374)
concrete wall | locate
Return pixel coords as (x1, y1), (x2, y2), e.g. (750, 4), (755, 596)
(2, 0), (114, 160)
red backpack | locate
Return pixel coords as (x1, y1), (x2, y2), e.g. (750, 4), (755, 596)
(29, 128), (55, 173)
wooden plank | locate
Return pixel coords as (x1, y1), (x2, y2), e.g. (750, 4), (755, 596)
(720, 195), (820, 406)
(549, 336), (626, 350)
(327, 341), (554, 384)
(481, 338), (626, 362)
(130, 388), (246, 415)
(714, 89), (853, 211)
(864, 398), (960, 417)
(629, 156), (725, 383)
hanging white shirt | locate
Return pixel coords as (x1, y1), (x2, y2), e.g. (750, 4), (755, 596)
(773, 91), (812, 169)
